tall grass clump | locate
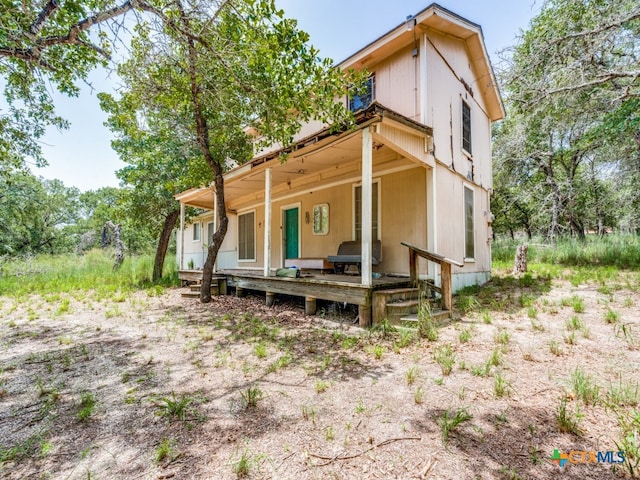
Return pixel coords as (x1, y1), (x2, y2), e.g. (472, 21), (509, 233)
(0, 250), (178, 298)
(493, 235), (640, 270)
(417, 300), (438, 341)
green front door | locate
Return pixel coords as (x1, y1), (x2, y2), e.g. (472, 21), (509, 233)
(284, 208), (299, 259)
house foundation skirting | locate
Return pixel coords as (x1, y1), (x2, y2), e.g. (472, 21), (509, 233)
(452, 271), (491, 292)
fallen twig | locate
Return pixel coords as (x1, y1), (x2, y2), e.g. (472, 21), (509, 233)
(530, 387), (556, 396)
(309, 436), (421, 465)
(275, 451), (296, 472)
(419, 455), (437, 479)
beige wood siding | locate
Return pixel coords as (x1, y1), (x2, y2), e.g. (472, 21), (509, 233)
(379, 167), (427, 274)
(234, 165), (429, 274)
(376, 123), (430, 166)
(424, 31), (492, 190)
(271, 182), (352, 268)
(371, 45), (421, 122)
(179, 212), (213, 269)
(435, 163), (491, 273)
(252, 119), (328, 158)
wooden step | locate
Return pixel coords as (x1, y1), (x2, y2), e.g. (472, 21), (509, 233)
(188, 286), (221, 296)
(399, 310), (451, 327)
(380, 287), (420, 303)
(372, 287), (443, 325)
(189, 284), (219, 292)
(385, 299), (419, 317)
(181, 291), (201, 298)
(186, 276), (228, 296)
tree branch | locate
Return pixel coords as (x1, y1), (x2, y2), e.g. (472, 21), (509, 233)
(29, 0), (60, 36)
(0, 0), (161, 62)
(551, 10), (640, 46)
(546, 71), (640, 97)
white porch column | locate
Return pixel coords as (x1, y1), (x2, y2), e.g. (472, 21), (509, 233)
(179, 202), (185, 270)
(361, 127), (373, 286)
(427, 167), (437, 252)
(213, 190), (218, 272)
(263, 168), (272, 277)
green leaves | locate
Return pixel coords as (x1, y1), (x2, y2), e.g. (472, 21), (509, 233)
(493, 0), (640, 239)
(0, 172), (81, 255)
(0, 0), (138, 172)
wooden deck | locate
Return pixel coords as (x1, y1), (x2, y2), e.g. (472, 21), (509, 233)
(179, 269), (413, 326)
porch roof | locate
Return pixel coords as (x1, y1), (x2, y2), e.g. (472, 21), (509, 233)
(175, 103), (433, 210)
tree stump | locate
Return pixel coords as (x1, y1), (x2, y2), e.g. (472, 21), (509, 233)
(513, 244), (528, 274)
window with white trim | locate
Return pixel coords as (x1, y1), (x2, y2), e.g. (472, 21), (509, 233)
(349, 75), (375, 112)
(238, 211), (256, 261)
(462, 100), (472, 155)
(192, 222), (201, 242)
(354, 181), (380, 241)
(464, 186), (475, 260)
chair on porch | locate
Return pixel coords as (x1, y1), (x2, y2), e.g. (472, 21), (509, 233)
(328, 240), (382, 274)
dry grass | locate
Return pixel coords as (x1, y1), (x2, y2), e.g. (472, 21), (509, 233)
(1, 270), (639, 479)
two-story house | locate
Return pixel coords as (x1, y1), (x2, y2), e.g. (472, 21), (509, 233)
(175, 3), (505, 325)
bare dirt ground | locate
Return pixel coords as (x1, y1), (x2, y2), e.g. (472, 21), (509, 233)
(1, 271), (639, 479)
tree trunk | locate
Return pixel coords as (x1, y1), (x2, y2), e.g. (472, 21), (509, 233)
(177, 6), (228, 304)
(513, 244), (528, 274)
(543, 161), (562, 243)
(540, 155), (561, 243)
(200, 175), (227, 303)
(569, 216), (586, 240)
(104, 221), (124, 270)
(153, 208), (179, 282)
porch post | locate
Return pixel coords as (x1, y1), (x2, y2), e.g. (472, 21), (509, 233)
(264, 167), (272, 277)
(179, 202), (185, 270)
(213, 190), (218, 272)
(361, 127), (373, 287)
(427, 167), (437, 283)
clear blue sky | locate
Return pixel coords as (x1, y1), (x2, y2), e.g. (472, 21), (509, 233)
(33, 0), (539, 191)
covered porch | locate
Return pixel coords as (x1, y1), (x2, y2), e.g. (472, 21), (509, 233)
(175, 103), (459, 325)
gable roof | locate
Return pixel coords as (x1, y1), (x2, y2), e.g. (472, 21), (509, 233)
(338, 3), (505, 121)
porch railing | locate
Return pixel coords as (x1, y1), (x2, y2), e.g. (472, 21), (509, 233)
(401, 242), (464, 312)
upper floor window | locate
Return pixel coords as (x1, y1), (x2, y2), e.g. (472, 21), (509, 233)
(462, 100), (472, 155)
(349, 75), (375, 112)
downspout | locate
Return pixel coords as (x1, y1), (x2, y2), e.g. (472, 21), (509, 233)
(412, 24), (419, 120)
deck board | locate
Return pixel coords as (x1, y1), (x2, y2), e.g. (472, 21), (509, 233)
(229, 272), (410, 306)
(179, 269), (411, 307)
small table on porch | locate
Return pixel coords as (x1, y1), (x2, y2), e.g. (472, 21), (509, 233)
(284, 258), (333, 273)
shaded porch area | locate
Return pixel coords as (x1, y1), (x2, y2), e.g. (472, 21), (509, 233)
(174, 103), (437, 281)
